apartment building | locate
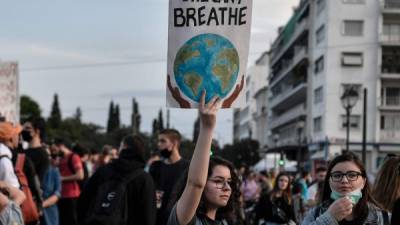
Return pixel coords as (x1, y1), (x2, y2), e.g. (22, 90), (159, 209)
(233, 52), (269, 148)
(267, 0), (400, 172)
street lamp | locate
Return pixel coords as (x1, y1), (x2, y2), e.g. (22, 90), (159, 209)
(296, 120), (305, 170)
(273, 133), (280, 170)
(341, 86), (359, 153)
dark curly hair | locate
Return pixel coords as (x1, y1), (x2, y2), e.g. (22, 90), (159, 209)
(168, 156), (241, 221)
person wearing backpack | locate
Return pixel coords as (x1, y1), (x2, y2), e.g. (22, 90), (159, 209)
(77, 135), (156, 225)
(52, 138), (84, 225)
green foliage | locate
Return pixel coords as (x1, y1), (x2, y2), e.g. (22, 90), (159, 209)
(48, 94), (62, 129)
(106, 101), (120, 133)
(20, 95), (42, 123)
(215, 138), (260, 168)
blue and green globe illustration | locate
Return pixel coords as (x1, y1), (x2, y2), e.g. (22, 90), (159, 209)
(173, 33), (239, 103)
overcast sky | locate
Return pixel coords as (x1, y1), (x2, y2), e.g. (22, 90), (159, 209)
(0, 0), (299, 145)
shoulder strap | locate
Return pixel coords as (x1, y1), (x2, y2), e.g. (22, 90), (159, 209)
(382, 210), (389, 225)
(15, 154), (25, 171)
(0, 154), (10, 160)
(121, 168), (144, 185)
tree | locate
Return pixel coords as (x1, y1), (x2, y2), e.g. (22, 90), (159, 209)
(107, 101), (115, 133)
(48, 93), (62, 129)
(20, 95), (42, 123)
(114, 104), (120, 130)
(158, 109), (165, 131)
(74, 107), (82, 122)
(216, 139), (260, 167)
(131, 98), (141, 134)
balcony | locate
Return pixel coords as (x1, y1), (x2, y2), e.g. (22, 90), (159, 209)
(382, 0), (400, 14)
(380, 129), (400, 143)
(382, 64), (400, 79)
(270, 46), (308, 87)
(269, 104), (306, 129)
(271, 19), (310, 66)
(269, 82), (307, 111)
(380, 34), (400, 45)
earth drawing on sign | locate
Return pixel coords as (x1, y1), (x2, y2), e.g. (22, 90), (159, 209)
(173, 33), (240, 103)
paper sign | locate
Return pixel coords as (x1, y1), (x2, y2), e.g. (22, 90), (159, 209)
(167, 0), (252, 108)
(0, 62), (19, 123)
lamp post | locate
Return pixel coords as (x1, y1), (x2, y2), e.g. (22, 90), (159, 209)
(296, 120), (305, 170)
(273, 133), (280, 171)
(340, 86), (359, 153)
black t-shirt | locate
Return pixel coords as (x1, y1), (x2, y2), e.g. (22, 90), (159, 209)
(150, 158), (189, 225)
(255, 193), (295, 224)
(392, 198), (400, 225)
(25, 147), (50, 183)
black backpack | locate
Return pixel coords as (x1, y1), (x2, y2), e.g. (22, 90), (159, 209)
(81, 168), (143, 225)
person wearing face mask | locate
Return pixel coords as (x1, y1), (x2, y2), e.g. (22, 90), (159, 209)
(302, 153), (390, 225)
(22, 117), (50, 184)
(149, 128), (189, 225)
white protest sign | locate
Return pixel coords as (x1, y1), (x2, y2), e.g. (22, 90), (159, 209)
(0, 62), (19, 123)
(167, 0), (252, 108)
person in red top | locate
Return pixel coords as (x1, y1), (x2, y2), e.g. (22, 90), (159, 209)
(52, 138), (83, 225)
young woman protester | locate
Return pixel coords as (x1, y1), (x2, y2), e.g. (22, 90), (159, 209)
(167, 91), (241, 225)
(302, 153), (390, 225)
(254, 172), (296, 225)
(373, 156), (400, 225)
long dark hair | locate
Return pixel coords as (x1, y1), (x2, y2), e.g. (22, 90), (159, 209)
(321, 153), (380, 221)
(270, 172), (292, 205)
(168, 156), (241, 221)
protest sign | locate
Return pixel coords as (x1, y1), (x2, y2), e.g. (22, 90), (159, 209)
(167, 0), (252, 108)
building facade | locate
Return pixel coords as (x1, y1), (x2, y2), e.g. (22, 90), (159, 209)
(233, 52), (269, 149)
(267, 0), (400, 173)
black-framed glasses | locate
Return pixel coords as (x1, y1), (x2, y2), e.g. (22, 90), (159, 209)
(208, 179), (233, 189)
(330, 171), (362, 182)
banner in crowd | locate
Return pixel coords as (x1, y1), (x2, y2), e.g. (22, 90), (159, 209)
(0, 61), (19, 123)
(166, 0), (252, 108)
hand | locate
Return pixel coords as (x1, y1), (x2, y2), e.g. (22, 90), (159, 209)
(167, 74), (191, 108)
(222, 75), (244, 108)
(199, 90), (221, 130)
(327, 197), (353, 221)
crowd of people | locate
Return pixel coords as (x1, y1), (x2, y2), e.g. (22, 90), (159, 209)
(1, 94), (400, 225)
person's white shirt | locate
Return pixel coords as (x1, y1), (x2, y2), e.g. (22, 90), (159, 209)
(0, 143), (19, 188)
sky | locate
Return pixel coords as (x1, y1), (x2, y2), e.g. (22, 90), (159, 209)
(0, 0), (299, 145)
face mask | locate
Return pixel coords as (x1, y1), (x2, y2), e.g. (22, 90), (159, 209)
(159, 149), (172, 159)
(21, 130), (33, 142)
(330, 188), (363, 205)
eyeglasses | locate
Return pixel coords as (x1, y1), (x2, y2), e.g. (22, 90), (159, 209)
(208, 179), (233, 189)
(330, 171), (362, 182)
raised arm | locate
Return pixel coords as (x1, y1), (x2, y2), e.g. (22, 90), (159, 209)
(175, 91), (220, 225)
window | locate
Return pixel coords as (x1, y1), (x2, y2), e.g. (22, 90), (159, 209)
(343, 0), (365, 4)
(314, 87), (323, 104)
(342, 52), (363, 66)
(341, 115), (361, 129)
(343, 20), (364, 36)
(381, 114), (400, 130)
(314, 56), (324, 74)
(314, 117), (322, 132)
(386, 87), (400, 106)
(316, 0), (326, 15)
(316, 25), (325, 44)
